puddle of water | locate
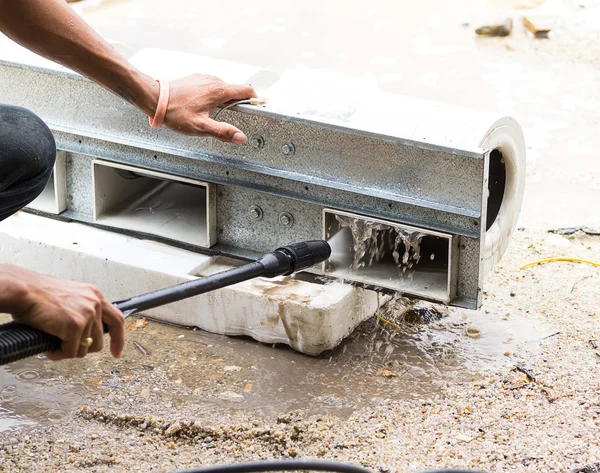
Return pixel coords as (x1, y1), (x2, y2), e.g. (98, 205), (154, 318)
(0, 357), (91, 433)
(165, 299), (554, 419)
(0, 301), (554, 430)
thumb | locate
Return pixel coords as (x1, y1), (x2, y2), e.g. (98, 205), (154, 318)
(203, 119), (247, 144)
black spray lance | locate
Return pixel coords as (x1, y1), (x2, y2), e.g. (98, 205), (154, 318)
(0, 240), (331, 365)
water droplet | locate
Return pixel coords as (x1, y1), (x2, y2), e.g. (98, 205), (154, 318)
(1, 385), (16, 395)
(16, 370), (40, 381)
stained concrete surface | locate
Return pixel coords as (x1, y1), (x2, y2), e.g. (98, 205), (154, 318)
(1, 0), (600, 471)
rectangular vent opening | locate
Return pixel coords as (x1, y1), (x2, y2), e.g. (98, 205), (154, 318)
(93, 160), (216, 248)
(323, 209), (457, 303)
(27, 151), (67, 215)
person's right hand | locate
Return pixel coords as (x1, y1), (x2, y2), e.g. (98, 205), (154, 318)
(162, 74), (257, 143)
(3, 266), (125, 360)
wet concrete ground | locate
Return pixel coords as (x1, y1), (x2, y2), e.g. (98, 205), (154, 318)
(0, 278), (559, 433)
(3, 228), (600, 472)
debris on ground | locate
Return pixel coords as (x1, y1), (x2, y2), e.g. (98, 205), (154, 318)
(541, 385), (557, 402)
(523, 17), (552, 38)
(164, 421), (183, 437)
(377, 369), (397, 378)
(126, 317), (148, 332)
(515, 364), (536, 382)
(572, 275), (594, 293)
(549, 227), (600, 236)
(132, 340), (149, 356)
(574, 463), (600, 473)
(536, 331), (560, 341)
(403, 301), (448, 324)
(216, 391), (245, 402)
(512, 364), (559, 402)
(465, 327), (481, 339)
(476, 18), (513, 37)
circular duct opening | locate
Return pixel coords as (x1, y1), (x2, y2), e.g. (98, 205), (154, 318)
(481, 118), (526, 276)
(486, 149), (506, 231)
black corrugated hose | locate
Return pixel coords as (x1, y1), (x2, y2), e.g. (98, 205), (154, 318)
(170, 460), (485, 473)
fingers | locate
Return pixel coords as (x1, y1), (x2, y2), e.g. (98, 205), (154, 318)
(45, 349), (65, 361)
(46, 316), (85, 361)
(46, 300), (122, 361)
(206, 84), (256, 142)
(101, 300), (125, 358)
(164, 74), (258, 140)
(218, 84), (257, 104)
(60, 312), (88, 360)
(89, 301), (105, 354)
(203, 119), (247, 143)
(77, 318), (94, 358)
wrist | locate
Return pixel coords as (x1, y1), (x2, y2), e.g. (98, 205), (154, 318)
(131, 70), (160, 118)
(0, 265), (33, 313)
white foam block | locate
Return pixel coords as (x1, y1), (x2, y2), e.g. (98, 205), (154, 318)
(0, 213), (381, 355)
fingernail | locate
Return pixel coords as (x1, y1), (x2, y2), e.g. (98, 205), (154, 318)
(232, 132), (247, 144)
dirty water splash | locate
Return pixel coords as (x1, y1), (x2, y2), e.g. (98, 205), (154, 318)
(333, 215), (426, 275)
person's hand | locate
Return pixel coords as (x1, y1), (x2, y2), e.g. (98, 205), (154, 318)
(163, 74), (257, 143)
(5, 266), (125, 360)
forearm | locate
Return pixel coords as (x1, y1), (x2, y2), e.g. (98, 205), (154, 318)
(0, 0), (158, 116)
(0, 265), (30, 314)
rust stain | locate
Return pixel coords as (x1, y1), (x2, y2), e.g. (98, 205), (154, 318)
(262, 284), (311, 304)
(278, 302), (296, 344)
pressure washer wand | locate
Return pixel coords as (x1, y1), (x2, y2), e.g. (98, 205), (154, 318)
(0, 240), (331, 366)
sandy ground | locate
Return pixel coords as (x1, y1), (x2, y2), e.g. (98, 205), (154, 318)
(2, 229), (600, 473)
(2, 0), (600, 472)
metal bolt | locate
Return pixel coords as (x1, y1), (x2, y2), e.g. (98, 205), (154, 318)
(250, 135), (264, 150)
(281, 142), (295, 156)
(279, 212), (294, 227)
(248, 206), (263, 221)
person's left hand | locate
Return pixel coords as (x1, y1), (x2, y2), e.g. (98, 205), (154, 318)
(163, 74), (257, 143)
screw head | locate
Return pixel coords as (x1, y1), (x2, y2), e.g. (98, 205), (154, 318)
(279, 212), (294, 227)
(250, 135), (264, 150)
(281, 142), (295, 156)
(248, 206), (263, 220)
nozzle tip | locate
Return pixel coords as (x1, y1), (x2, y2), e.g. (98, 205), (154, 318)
(276, 240), (331, 274)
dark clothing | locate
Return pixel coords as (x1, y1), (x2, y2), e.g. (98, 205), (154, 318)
(0, 105), (56, 221)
